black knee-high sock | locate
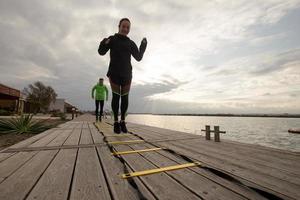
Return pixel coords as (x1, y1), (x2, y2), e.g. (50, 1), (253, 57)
(111, 93), (120, 121)
(121, 94), (129, 121)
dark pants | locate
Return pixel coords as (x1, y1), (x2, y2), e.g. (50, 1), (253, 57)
(95, 100), (104, 120)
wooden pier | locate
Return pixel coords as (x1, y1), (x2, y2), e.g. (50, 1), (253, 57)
(0, 114), (299, 200)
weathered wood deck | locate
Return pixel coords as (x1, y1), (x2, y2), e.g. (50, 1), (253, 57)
(0, 114), (299, 200)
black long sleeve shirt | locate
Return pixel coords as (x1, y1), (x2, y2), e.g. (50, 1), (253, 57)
(98, 33), (147, 78)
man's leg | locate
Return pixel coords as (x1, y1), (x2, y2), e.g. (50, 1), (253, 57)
(95, 100), (99, 121)
(99, 100), (104, 122)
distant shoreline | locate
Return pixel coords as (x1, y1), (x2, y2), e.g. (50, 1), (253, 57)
(128, 113), (300, 118)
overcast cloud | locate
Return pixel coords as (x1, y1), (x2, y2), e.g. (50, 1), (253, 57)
(0, 0), (300, 114)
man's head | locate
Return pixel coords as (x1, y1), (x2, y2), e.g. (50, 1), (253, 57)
(99, 78), (104, 85)
(118, 18), (130, 36)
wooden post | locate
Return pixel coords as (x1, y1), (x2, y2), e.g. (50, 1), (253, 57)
(214, 126), (220, 142)
(205, 125), (211, 140)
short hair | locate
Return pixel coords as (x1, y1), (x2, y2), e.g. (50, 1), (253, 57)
(119, 18), (130, 27)
(99, 78), (104, 80)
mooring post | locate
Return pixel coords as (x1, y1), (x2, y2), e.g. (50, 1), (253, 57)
(214, 126), (220, 142)
(205, 125), (211, 140)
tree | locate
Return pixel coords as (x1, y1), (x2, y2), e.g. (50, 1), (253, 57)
(23, 81), (57, 113)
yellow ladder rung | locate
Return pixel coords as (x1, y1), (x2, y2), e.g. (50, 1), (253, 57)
(122, 162), (201, 178)
(104, 134), (132, 137)
(112, 148), (164, 156)
(108, 140), (145, 145)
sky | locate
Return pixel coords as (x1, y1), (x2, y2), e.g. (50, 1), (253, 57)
(0, 0), (300, 114)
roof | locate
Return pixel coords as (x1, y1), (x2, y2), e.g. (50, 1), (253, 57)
(0, 83), (20, 99)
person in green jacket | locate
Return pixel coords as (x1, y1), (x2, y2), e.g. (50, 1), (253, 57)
(91, 78), (109, 122)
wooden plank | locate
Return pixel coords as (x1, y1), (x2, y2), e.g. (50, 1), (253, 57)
(0, 152), (15, 162)
(26, 149), (77, 200)
(63, 129), (82, 146)
(128, 124), (300, 199)
(182, 138), (300, 173)
(174, 138), (300, 180)
(105, 123), (300, 177)
(28, 130), (61, 148)
(133, 124), (300, 182)
(156, 141), (298, 200)
(100, 127), (201, 200)
(112, 145), (201, 199)
(141, 143), (268, 200)
(97, 145), (156, 200)
(74, 122), (83, 129)
(131, 125), (300, 175)
(46, 129), (73, 147)
(0, 128), (55, 153)
(69, 147), (111, 200)
(88, 122), (97, 130)
(94, 123), (156, 200)
(1, 143), (105, 153)
(79, 128), (93, 145)
(57, 122), (72, 128)
(0, 151), (38, 182)
(127, 143), (251, 200)
(90, 127), (104, 143)
(0, 150), (58, 200)
(82, 122), (88, 129)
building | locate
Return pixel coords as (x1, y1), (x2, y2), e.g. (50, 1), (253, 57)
(49, 98), (77, 113)
(0, 83), (24, 114)
(1, 83), (78, 114)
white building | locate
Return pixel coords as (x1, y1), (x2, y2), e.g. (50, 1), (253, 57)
(49, 98), (77, 113)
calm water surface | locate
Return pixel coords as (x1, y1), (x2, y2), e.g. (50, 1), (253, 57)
(127, 114), (300, 152)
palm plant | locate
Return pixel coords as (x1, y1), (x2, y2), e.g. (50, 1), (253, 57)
(0, 114), (53, 134)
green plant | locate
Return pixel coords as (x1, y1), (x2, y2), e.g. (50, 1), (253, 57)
(58, 112), (66, 120)
(50, 110), (61, 117)
(50, 110), (67, 120)
(0, 109), (12, 116)
(0, 114), (53, 134)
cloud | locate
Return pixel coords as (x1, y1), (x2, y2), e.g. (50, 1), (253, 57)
(0, 0), (300, 113)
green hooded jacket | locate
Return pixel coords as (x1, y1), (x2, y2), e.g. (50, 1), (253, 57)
(91, 84), (109, 101)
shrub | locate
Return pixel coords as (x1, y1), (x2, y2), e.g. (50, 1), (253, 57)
(0, 109), (12, 116)
(58, 112), (66, 120)
(0, 114), (53, 134)
(50, 110), (67, 120)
